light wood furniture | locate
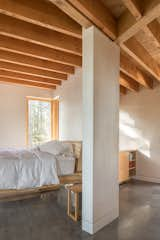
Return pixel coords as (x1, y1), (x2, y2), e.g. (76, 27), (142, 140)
(119, 150), (136, 183)
(66, 184), (82, 222)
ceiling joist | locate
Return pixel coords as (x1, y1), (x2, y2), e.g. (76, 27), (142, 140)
(148, 19), (160, 46)
(0, 69), (62, 86)
(120, 52), (153, 88)
(0, 49), (74, 74)
(120, 85), (127, 95)
(0, 0), (159, 94)
(0, 35), (82, 67)
(122, 37), (160, 81)
(117, 0), (160, 44)
(0, 61), (68, 80)
(123, 0), (160, 45)
(0, 76), (56, 89)
(66, 0), (117, 40)
(0, 0), (82, 38)
(0, 14), (82, 55)
(120, 72), (139, 92)
(121, 0), (160, 87)
(49, 0), (92, 28)
(121, 0), (142, 20)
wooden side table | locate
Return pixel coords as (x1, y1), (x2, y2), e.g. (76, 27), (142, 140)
(66, 184), (82, 221)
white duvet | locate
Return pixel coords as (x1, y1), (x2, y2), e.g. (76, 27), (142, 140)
(0, 148), (59, 189)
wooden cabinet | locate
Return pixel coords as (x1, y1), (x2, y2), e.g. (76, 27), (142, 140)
(119, 151), (136, 184)
(119, 151), (129, 183)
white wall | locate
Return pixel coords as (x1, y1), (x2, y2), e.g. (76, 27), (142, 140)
(120, 85), (160, 183)
(0, 83), (53, 148)
(53, 67), (82, 141)
(82, 26), (119, 234)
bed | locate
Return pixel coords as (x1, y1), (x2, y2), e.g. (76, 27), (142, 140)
(0, 141), (82, 201)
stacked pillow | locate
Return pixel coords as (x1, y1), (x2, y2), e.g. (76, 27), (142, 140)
(39, 140), (75, 175)
(39, 140), (73, 156)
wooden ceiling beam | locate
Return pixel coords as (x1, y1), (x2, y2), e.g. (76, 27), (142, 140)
(0, 14), (82, 55)
(0, 35), (82, 67)
(0, 0), (81, 38)
(0, 61), (67, 81)
(0, 49), (74, 74)
(122, 0), (160, 46)
(121, 0), (160, 83)
(0, 77), (56, 89)
(50, 0), (92, 28)
(122, 37), (160, 81)
(120, 52), (153, 88)
(0, 69), (61, 86)
(64, 0), (117, 40)
(122, 0), (142, 20)
(120, 72), (139, 91)
(117, 0), (160, 44)
(120, 85), (127, 95)
(147, 19), (160, 45)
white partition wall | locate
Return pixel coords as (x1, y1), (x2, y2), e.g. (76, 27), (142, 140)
(82, 26), (120, 234)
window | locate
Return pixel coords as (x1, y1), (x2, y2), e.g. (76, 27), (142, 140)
(26, 97), (59, 146)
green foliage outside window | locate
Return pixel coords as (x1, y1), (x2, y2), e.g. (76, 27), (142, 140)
(28, 100), (51, 146)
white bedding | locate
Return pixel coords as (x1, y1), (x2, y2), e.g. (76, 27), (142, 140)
(0, 148), (59, 189)
(0, 141), (76, 190)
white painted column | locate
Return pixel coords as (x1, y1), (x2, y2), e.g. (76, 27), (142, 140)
(82, 26), (120, 234)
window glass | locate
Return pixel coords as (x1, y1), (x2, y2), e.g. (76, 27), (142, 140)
(28, 99), (51, 146)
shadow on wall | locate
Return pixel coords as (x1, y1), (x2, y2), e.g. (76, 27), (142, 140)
(136, 151), (160, 182)
(119, 111), (150, 158)
(120, 111), (160, 181)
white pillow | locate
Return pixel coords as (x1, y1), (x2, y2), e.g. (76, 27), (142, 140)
(39, 140), (73, 156)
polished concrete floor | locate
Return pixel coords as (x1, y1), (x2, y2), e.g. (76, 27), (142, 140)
(0, 180), (160, 239)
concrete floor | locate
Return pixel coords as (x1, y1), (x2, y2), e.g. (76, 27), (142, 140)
(0, 180), (160, 239)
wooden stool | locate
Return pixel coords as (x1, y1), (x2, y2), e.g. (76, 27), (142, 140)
(66, 184), (82, 221)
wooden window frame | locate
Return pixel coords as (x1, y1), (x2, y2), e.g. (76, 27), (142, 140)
(26, 96), (59, 146)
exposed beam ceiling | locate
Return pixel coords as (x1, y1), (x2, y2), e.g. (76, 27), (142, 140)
(122, 37), (160, 81)
(0, 0), (82, 38)
(120, 0), (160, 84)
(0, 14), (82, 55)
(117, 0), (160, 44)
(120, 52), (153, 88)
(0, 49), (74, 74)
(0, 35), (82, 67)
(0, 61), (68, 80)
(121, 0), (142, 20)
(53, 0), (160, 90)
(123, 0), (160, 47)
(53, 0), (160, 45)
(0, 69), (62, 85)
(66, 0), (117, 40)
(120, 85), (127, 95)
(122, 0), (160, 46)
(50, 0), (92, 28)
(120, 72), (139, 92)
(0, 76), (56, 89)
(0, 0), (159, 93)
(148, 19), (160, 46)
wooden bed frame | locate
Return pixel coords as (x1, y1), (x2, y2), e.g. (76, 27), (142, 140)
(0, 141), (82, 202)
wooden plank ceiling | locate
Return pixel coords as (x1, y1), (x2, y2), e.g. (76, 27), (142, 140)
(0, 0), (159, 93)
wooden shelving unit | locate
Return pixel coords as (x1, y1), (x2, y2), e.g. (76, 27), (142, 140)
(119, 150), (136, 184)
